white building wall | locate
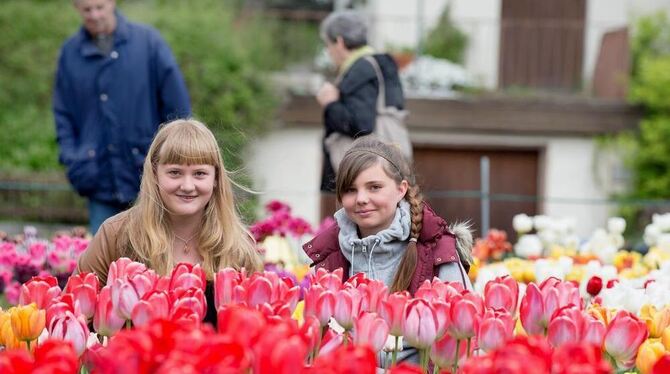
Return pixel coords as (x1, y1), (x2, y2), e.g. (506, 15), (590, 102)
(245, 129), (323, 226)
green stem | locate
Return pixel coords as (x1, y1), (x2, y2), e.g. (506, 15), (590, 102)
(311, 325), (328, 364)
(466, 337), (472, 358)
(26, 339), (31, 351)
(126, 320), (132, 330)
(420, 348), (429, 373)
(391, 335), (399, 367)
(433, 363), (440, 374)
(452, 339), (461, 373)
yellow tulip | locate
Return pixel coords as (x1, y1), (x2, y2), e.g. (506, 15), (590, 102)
(587, 303), (615, 326)
(292, 300), (305, 323)
(636, 339), (666, 374)
(641, 305), (670, 338)
(613, 250), (642, 272)
(0, 308), (27, 350)
(467, 257), (480, 282)
(10, 303), (45, 343)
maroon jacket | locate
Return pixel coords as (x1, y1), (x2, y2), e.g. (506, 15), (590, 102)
(302, 204), (468, 295)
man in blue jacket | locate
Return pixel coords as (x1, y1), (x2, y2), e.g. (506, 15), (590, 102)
(53, 0), (191, 233)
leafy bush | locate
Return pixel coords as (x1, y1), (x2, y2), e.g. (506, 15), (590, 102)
(422, 6), (468, 64)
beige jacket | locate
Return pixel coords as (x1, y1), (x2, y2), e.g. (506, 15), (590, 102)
(75, 211), (136, 285)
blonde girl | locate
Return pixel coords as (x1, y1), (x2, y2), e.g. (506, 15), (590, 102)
(77, 119), (262, 285)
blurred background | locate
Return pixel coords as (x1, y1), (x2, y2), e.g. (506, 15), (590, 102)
(1, 0), (670, 247)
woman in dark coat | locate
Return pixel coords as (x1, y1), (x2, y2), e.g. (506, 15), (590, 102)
(316, 10), (405, 218)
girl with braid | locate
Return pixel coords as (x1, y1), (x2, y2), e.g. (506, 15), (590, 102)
(303, 137), (473, 295)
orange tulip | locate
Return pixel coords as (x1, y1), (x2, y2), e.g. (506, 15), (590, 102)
(641, 305), (670, 339)
(636, 339), (667, 374)
(10, 303), (45, 343)
(662, 326), (670, 350)
(0, 308), (27, 350)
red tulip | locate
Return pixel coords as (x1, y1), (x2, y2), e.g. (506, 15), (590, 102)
(170, 287), (207, 322)
(586, 276), (603, 297)
(19, 276), (61, 309)
(448, 291), (484, 340)
(402, 299), (438, 349)
(0, 349), (33, 374)
(551, 342), (612, 374)
(333, 287), (363, 331)
(33, 339), (80, 374)
(430, 331), (469, 370)
(380, 291), (410, 336)
(484, 275), (519, 315)
(94, 285), (125, 337)
(169, 263), (206, 291)
(652, 355), (670, 374)
(64, 272), (100, 320)
(478, 308), (515, 352)
(388, 363), (424, 373)
(303, 284), (336, 327)
(352, 312), (389, 352)
(217, 305), (266, 347)
(603, 310), (649, 369)
(461, 335), (553, 374)
(106, 257), (147, 286)
(309, 344), (377, 374)
(131, 290), (171, 327)
(48, 310), (90, 356)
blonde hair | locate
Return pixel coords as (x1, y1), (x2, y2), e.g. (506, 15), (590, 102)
(119, 119), (262, 278)
(336, 137), (470, 292)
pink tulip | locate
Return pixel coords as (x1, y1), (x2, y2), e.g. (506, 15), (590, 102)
(65, 272), (100, 320)
(380, 291), (410, 337)
(19, 275), (61, 309)
(448, 291), (484, 340)
(352, 312), (389, 352)
(304, 284), (336, 327)
(111, 270), (157, 320)
(432, 300), (451, 339)
(520, 282), (546, 335)
(478, 308), (515, 352)
(603, 310), (649, 369)
(246, 276), (273, 308)
(582, 313), (606, 347)
(547, 305), (585, 347)
(46, 293), (78, 329)
(484, 275), (519, 315)
(430, 332), (469, 370)
(310, 267), (343, 292)
(131, 290), (171, 327)
(541, 278), (582, 322)
(333, 287), (363, 331)
(49, 310), (90, 356)
(403, 299), (438, 349)
(94, 286), (125, 337)
(214, 267), (245, 310)
(415, 278), (464, 303)
(106, 257), (147, 286)
(358, 279), (388, 314)
(169, 263), (206, 291)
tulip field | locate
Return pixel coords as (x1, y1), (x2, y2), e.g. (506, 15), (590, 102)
(1, 204), (670, 373)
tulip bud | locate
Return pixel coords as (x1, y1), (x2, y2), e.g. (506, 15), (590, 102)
(586, 276), (603, 297)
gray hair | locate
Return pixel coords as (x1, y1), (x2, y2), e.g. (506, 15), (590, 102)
(319, 10), (368, 49)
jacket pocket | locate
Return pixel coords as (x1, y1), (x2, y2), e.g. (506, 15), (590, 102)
(66, 146), (99, 196)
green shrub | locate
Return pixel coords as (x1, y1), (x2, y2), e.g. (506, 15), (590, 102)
(422, 6), (468, 63)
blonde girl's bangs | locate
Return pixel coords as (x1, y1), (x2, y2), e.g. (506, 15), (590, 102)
(157, 122), (220, 166)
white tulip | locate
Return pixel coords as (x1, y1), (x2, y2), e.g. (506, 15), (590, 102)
(607, 217), (626, 235)
(652, 213), (670, 231)
(657, 233), (670, 253)
(514, 234), (543, 258)
(533, 215), (551, 231)
(512, 213), (533, 234)
(644, 224), (662, 247)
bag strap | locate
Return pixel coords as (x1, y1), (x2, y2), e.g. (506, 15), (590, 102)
(363, 55), (387, 112)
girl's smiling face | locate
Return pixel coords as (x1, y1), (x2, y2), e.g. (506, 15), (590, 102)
(157, 163), (216, 220)
(340, 162), (408, 238)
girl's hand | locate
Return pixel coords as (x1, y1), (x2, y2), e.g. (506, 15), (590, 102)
(316, 82), (339, 107)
